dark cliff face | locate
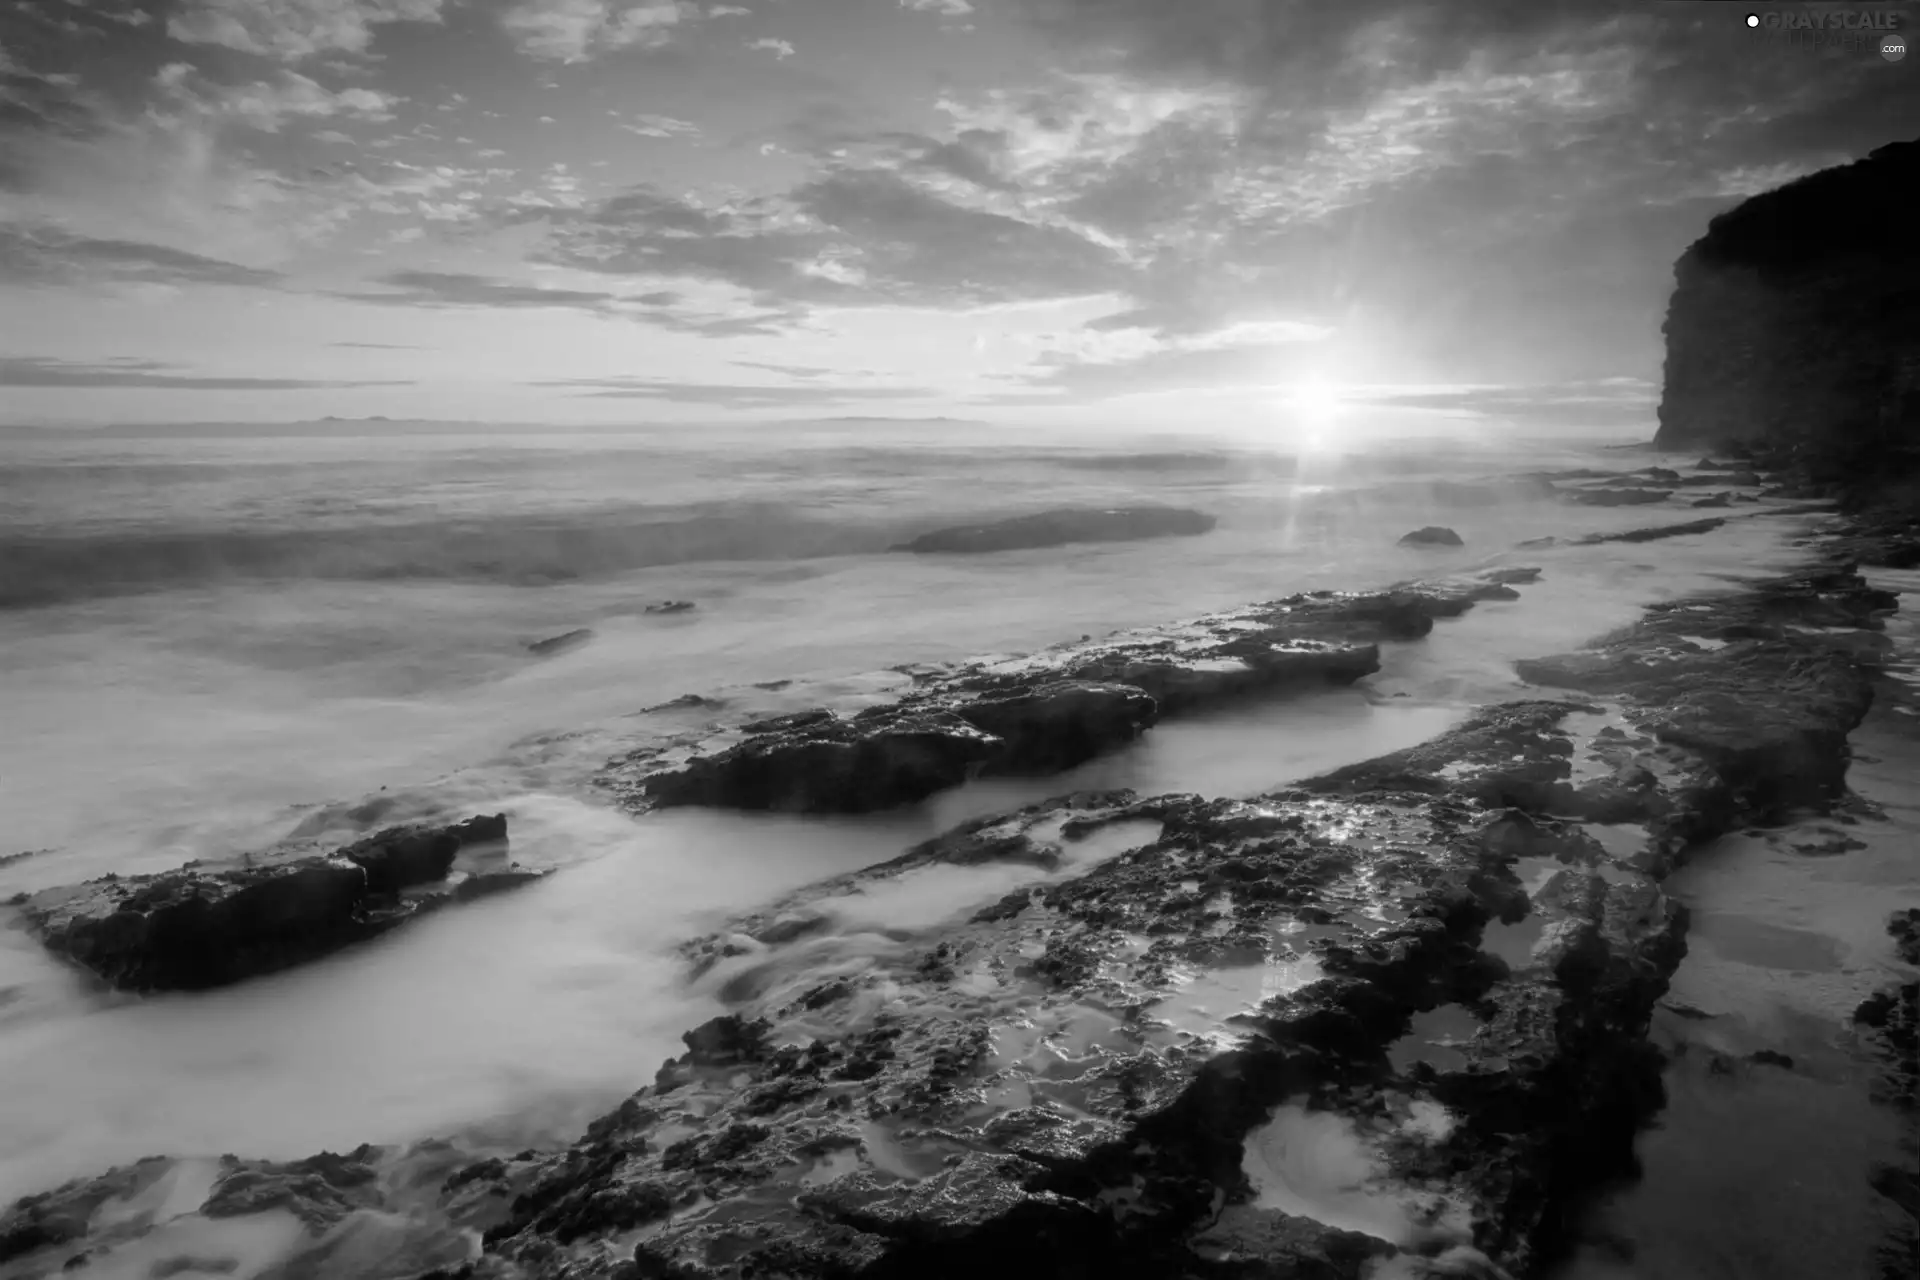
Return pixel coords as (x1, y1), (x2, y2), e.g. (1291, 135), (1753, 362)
(1655, 138), (1920, 485)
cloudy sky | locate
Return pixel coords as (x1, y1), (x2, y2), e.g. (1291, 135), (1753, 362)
(1, 0), (1914, 426)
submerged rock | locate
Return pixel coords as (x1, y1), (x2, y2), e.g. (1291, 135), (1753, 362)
(1566, 487), (1673, 507)
(525, 629), (593, 657)
(646, 600), (696, 615)
(1398, 526), (1465, 547)
(14, 815), (539, 993)
(1573, 517), (1727, 545)
(1691, 493), (1733, 509)
(601, 570), (1539, 815)
(891, 507), (1216, 554)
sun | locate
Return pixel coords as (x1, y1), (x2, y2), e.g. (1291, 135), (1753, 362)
(1282, 378), (1343, 418)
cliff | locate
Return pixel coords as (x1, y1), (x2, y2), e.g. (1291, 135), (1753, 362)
(1654, 138), (1920, 488)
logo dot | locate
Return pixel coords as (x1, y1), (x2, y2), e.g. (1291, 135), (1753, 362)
(1746, 12), (1760, 27)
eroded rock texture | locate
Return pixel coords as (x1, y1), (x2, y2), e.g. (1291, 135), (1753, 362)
(16, 815), (540, 993)
(599, 571), (1536, 817)
(0, 554), (1898, 1280)
(1654, 138), (1920, 486)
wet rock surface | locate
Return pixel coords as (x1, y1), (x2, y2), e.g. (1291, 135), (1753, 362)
(890, 507), (1217, 555)
(1397, 527), (1464, 548)
(597, 570), (1537, 816)
(5, 493), (1910, 1280)
(1564, 488), (1672, 507)
(527, 630), (594, 657)
(13, 815), (541, 993)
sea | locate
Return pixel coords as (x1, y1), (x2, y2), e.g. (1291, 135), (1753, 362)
(0, 419), (1912, 1278)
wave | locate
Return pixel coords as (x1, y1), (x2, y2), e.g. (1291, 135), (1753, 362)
(0, 506), (906, 609)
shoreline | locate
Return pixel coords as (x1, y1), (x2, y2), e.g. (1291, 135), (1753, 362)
(3, 466), (1915, 1279)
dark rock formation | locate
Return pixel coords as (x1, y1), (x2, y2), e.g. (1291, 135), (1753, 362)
(526, 629), (593, 657)
(1654, 139), (1920, 490)
(1566, 487), (1673, 507)
(891, 507), (1216, 554)
(1397, 526), (1464, 547)
(0, 547), (1897, 1280)
(14, 815), (540, 992)
(1692, 493), (1733, 509)
(600, 571), (1538, 815)
(1573, 517), (1727, 545)
(646, 600), (696, 615)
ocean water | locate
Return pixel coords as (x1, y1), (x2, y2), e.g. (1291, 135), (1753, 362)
(0, 420), (1840, 1214)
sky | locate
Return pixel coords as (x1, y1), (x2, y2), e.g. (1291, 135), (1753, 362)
(0, 0), (1914, 428)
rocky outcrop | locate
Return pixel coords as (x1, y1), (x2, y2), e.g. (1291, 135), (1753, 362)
(1397, 526), (1464, 547)
(1565, 487), (1672, 507)
(13, 815), (541, 993)
(0, 554), (1896, 1280)
(527, 629), (593, 657)
(1654, 139), (1920, 489)
(891, 507), (1216, 554)
(599, 571), (1538, 816)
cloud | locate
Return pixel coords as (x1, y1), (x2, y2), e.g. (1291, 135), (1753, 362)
(166, 0), (445, 61)
(748, 37), (795, 59)
(153, 64), (404, 132)
(333, 268), (789, 337)
(330, 341), (424, 348)
(501, 0), (697, 62)
(900, 0), (974, 15)
(983, 319), (1332, 402)
(708, 4), (750, 15)
(337, 269), (632, 312)
(0, 222), (285, 289)
(527, 168), (1127, 312)
(731, 360), (835, 378)
(0, 355), (410, 390)
(619, 113), (700, 139)
(532, 377), (934, 407)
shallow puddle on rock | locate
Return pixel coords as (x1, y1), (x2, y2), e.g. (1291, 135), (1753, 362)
(1242, 1102), (1471, 1247)
(1512, 855), (1568, 895)
(1482, 913), (1548, 969)
(798, 1147), (862, 1186)
(1151, 955), (1326, 1043)
(857, 1120), (950, 1182)
(1388, 1004), (1479, 1074)
(1275, 919), (1355, 947)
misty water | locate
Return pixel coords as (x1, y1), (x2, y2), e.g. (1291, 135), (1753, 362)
(0, 421), (1879, 1257)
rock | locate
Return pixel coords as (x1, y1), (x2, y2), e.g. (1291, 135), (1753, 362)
(15, 815), (539, 992)
(645, 600), (695, 614)
(1513, 568), (1885, 819)
(1691, 493), (1733, 508)
(641, 710), (1005, 813)
(949, 680), (1159, 775)
(1891, 909), (1920, 966)
(525, 628), (592, 657)
(642, 693), (726, 714)
(1638, 467), (1683, 483)
(598, 570), (1540, 815)
(1653, 139), (1920, 493)
(1398, 526), (1465, 547)
(1566, 487), (1674, 507)
(891, 507), (1216, 554)
(6, 542), (1898, 1280)
(1573, 517), (1726, 545)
